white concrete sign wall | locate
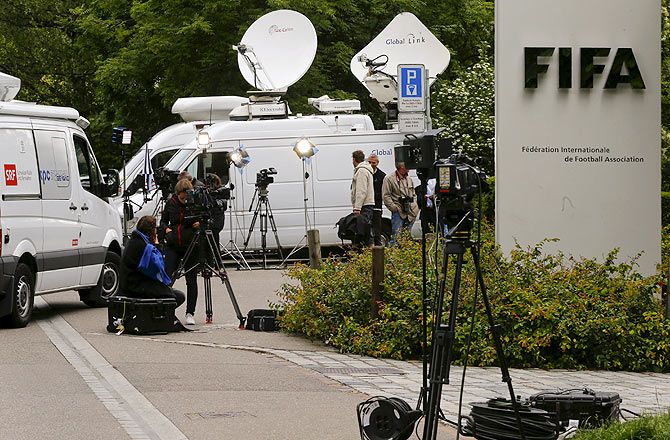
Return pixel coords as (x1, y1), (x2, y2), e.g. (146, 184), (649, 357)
(495, 0), (661, 275)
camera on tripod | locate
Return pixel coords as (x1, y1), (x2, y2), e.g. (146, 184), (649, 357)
(184, 177), (231, 225)
(255, 168), (277, 188)
(154, 167), (181, 198)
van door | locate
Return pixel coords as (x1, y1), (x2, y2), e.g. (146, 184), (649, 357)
(72, 134), (109, 286)
(33, 130), (82, 292)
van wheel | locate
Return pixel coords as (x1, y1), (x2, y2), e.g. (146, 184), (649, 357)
(1, 263), (35, 328)
(79, 252), (121, 307)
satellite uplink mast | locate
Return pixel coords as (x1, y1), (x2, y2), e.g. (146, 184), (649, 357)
(350, 13), (451, 121)
(231, 9), (318, 119)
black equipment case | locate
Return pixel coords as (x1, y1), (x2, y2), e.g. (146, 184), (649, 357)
(245, 309), (277, 331)
(107, 296), (177, 335)
(530, 390), (621, 427)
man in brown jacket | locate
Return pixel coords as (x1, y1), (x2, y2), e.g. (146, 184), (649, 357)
(382, 162), (419, 242)
(350, 150), (375, 245)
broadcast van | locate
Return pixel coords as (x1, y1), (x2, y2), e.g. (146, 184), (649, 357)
(0, 73), (123, 327)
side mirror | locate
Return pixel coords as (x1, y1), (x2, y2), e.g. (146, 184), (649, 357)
(102, 169), (121, 198)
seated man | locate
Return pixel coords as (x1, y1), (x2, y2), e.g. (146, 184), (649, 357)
(120, 215), (185, 307)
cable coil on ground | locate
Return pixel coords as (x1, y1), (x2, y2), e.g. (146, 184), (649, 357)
(357, 396), (422, 440)
(460, 398), (558, 440)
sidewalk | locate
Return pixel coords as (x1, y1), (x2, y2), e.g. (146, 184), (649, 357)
(169, 269), (670, 422)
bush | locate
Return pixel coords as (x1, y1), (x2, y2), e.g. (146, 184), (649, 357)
(572, 411), (670, 440)
(278, 225), (670, 371)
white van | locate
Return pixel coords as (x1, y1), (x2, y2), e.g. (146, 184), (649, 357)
(0, 74), (122, 327)
(158, 114), (405, 249)
(115, 96), (248, 229)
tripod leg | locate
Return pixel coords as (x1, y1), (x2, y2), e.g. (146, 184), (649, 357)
(203, 273), (213, 324)
(260, 205), (268, 269)
(470, 246), (526, 440)
(423, 244), (460, 440)
(244, 198), (261, 249)
(266, 201), (284, 259)
(205, 231), (246, 329)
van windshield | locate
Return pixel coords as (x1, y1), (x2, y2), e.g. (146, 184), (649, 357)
(163, 148), (196, 171)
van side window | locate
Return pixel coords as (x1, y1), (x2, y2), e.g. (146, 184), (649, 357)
(151, 149), (178, 171)
(35, 134), (72, 200)
(73, 135), (102, 197)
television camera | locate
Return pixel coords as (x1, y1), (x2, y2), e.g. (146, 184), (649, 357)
(394, 129), (487, 237)
(184, 174), (231, 225)
(255, 167), (277, 188)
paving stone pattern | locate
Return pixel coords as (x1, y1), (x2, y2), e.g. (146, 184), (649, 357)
(265, 348), (670, 420)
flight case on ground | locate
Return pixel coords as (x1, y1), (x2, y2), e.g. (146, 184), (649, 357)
(107, 296), (178, 335)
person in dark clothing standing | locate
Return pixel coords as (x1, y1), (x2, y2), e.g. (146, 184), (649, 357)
(367, 153), (386, 210)
(205, 173), (226, 251)
(160, 178), (200, 325)
(120, 216), (185, 306)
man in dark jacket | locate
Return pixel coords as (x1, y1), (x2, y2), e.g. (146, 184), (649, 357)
(120, 215), (185, 306)
(367, 153), (386, 210)
(160, 178), (200, 325)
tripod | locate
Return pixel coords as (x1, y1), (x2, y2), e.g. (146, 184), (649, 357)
(221, 190), (251, 270)
(172, 225), (246, 328)
(421, 211), (526, 440)
(243, 185), (283, 269)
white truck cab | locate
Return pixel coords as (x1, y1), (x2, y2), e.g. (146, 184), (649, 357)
(0, 73), (122, 327)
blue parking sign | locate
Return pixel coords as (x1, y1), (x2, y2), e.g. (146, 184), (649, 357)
(398, 64), (426, 112)
(400, 67), (423, 98)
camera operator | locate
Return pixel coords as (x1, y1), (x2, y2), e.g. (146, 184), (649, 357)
(120, 215), (185, 307)
(160, 178), (200, 325)
(382, 162), (420, 242)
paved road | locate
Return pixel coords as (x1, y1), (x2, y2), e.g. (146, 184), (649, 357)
(2, 269), (669, 440)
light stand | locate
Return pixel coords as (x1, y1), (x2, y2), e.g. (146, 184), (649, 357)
(112, 126), (132, 244)
(220, 182), (251, 270)
(280, 158), (310, 264)
(280, 137), (318, 266)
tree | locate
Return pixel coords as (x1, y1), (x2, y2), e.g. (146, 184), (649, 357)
(431, 58), (494, 173)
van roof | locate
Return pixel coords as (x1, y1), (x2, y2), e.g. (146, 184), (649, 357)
(205, 114), (375, 141)
(0, 100), (80, 120)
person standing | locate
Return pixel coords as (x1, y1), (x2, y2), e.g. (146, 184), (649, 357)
(367, 153), (386, 210)
(351, 150), (375, 246)
(160, 178), (200, 325)
(382, 162), (420, 241)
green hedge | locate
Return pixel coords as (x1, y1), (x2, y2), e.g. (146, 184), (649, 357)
(663, 192), (670, 226)
(278, 225), (670, 371)
(572, 411), (670, 440)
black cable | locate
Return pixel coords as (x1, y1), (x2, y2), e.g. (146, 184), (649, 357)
(462, 400), (557, 440)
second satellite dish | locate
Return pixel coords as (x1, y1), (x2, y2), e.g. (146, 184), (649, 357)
(235, 10), (317, 92)
(350, 13), (451, 103)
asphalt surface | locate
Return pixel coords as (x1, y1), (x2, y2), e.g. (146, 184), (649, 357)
(6, 268), (669, 440)
(0, 268), (456, 440)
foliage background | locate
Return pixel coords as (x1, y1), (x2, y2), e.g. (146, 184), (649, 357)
(3, 0), (668, 193)
(0, 0), (493, 169)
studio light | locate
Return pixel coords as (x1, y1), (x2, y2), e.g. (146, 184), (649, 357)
(229, 147), (250, 168)
(198, 131), (211, 146)
(293, 137), (316, 158)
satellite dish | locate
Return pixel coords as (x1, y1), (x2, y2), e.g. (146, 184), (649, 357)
(350, 13), (451, 102)
(235, 10), (317, 91)
(0, 72), (21, 102)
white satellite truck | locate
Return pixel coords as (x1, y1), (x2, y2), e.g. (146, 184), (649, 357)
(0, 73), (123, 327)
(118, 10), (451, 250)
